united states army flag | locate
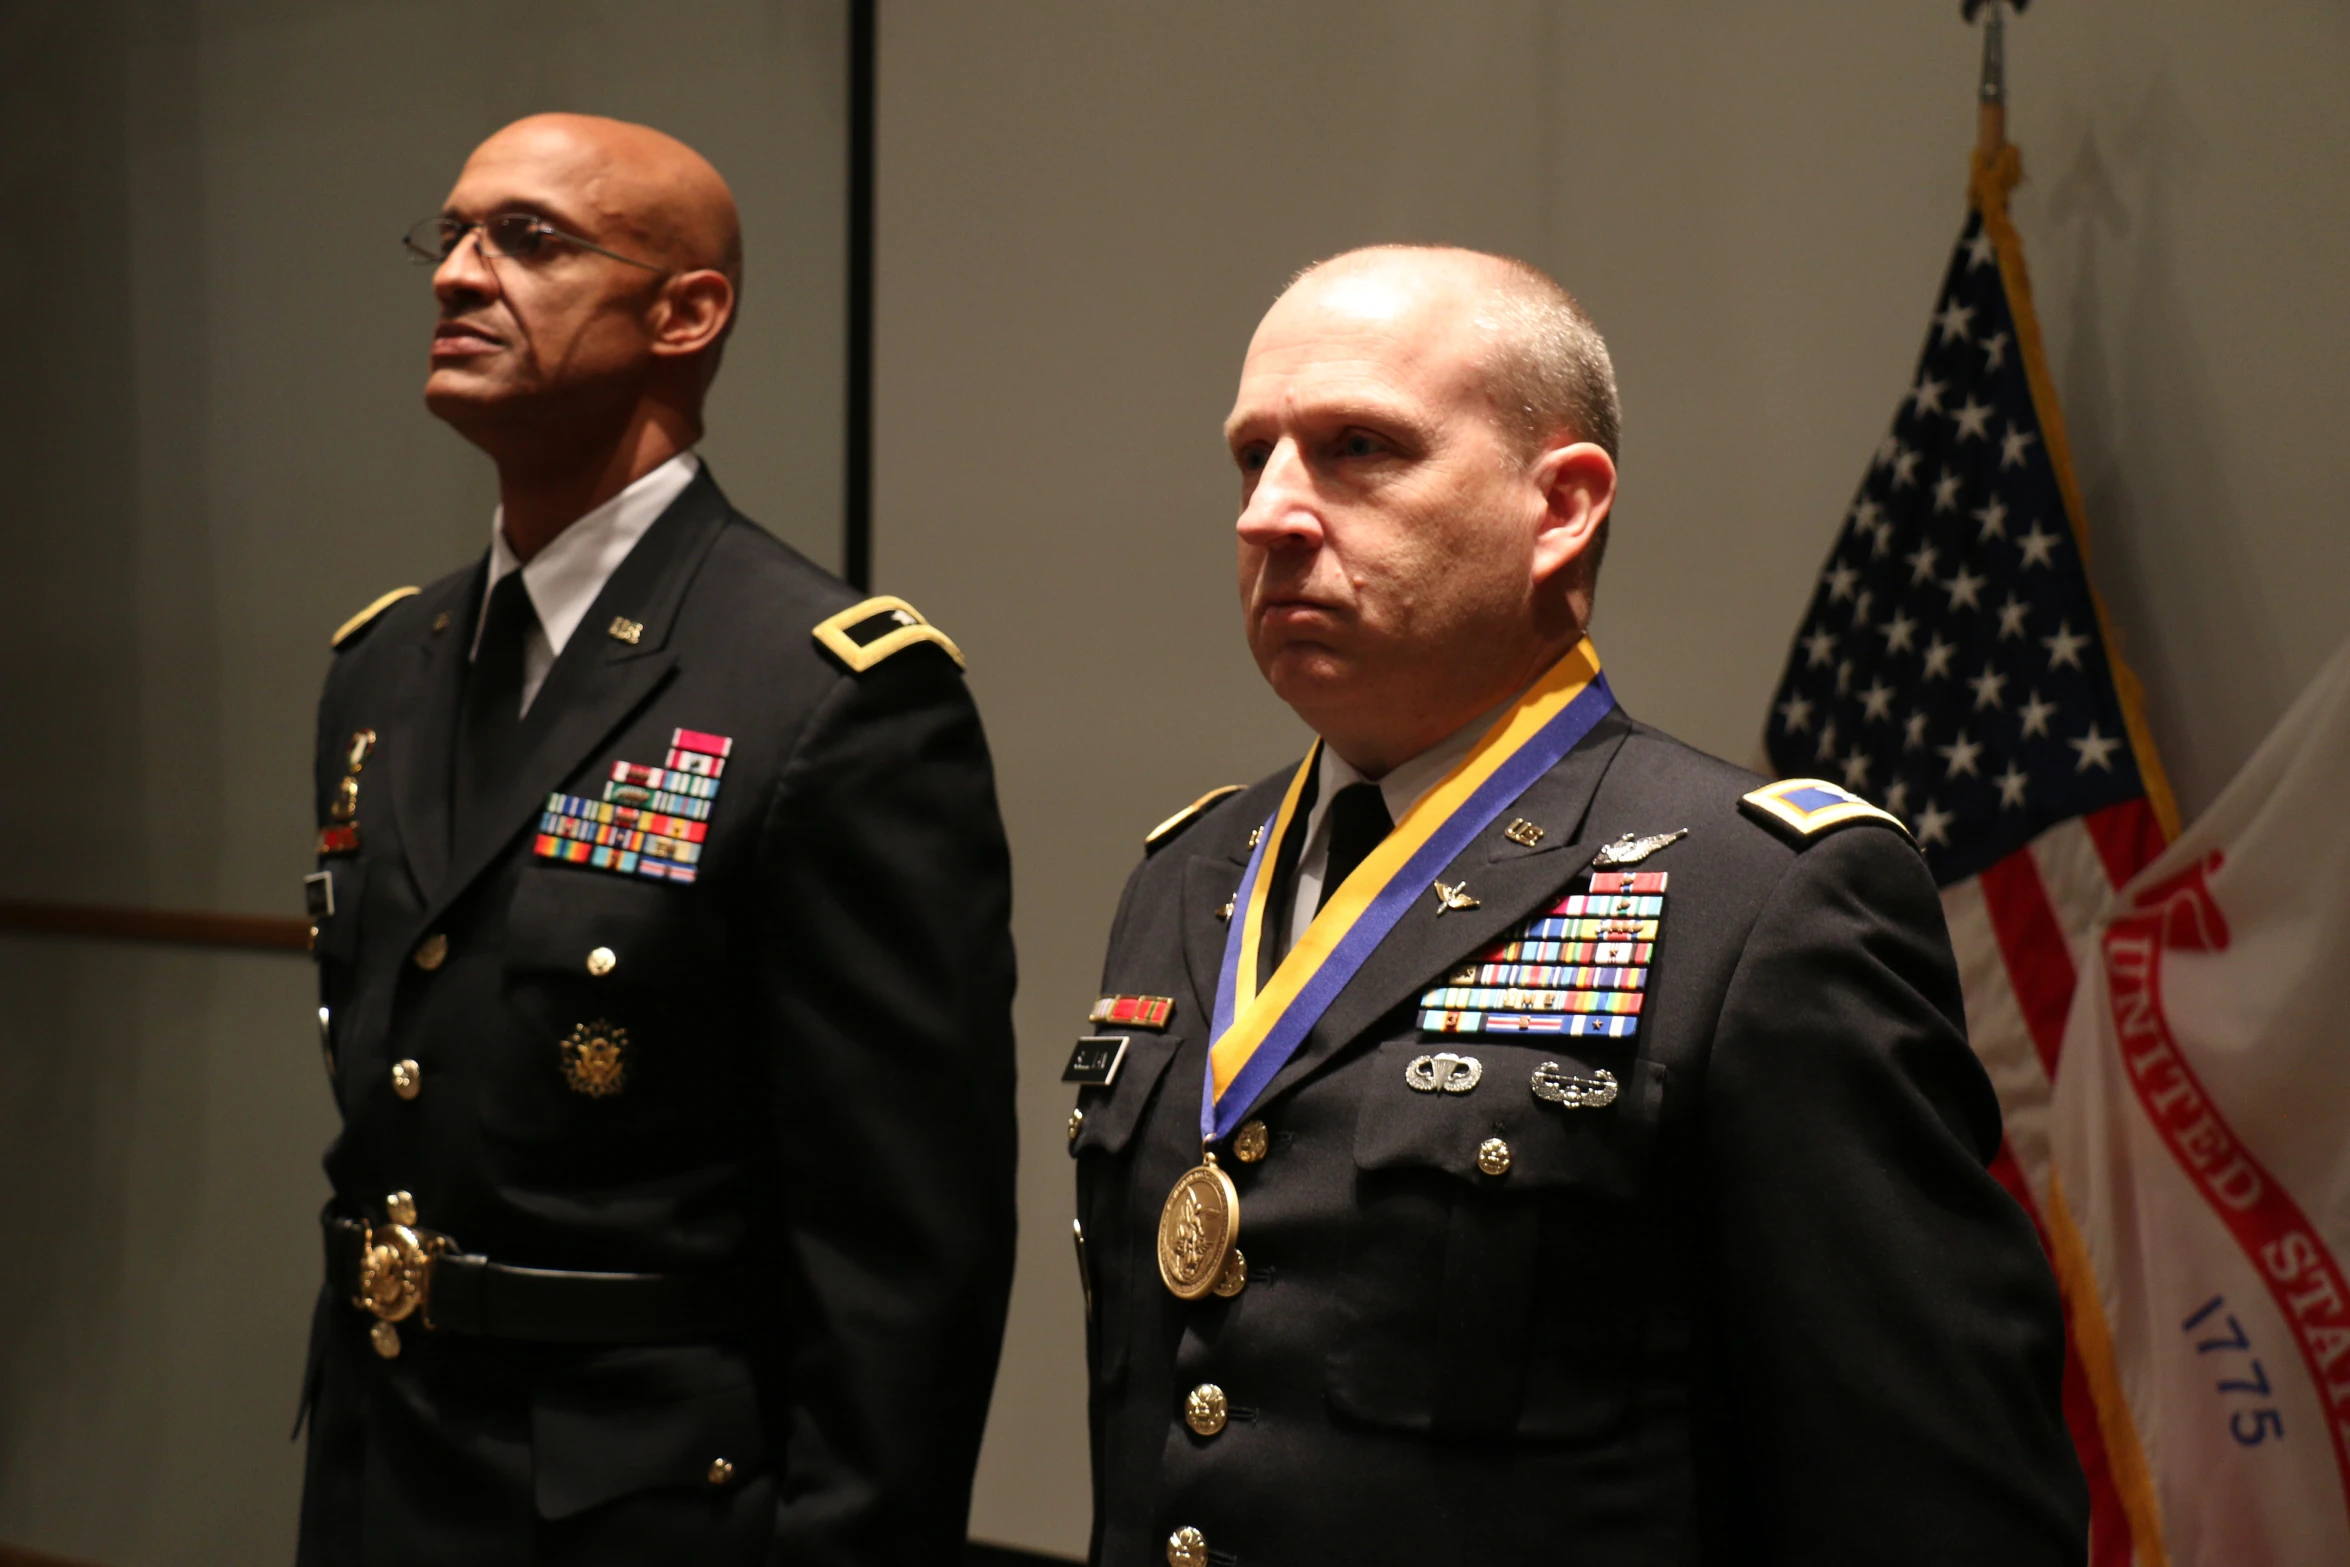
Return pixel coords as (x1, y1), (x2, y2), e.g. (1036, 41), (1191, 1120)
(2053, 637), (2350, 1564)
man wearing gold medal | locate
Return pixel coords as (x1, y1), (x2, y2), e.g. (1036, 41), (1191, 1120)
(1067, 247), (2087, 1565)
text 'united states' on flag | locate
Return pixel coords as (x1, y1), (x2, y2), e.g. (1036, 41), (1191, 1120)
(1764, 143), (2183, 1565)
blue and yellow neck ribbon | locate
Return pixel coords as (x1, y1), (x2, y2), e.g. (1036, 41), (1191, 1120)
(1204, 640), (1615, 1143)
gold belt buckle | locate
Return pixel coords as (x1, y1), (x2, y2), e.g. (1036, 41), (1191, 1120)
(352, 1191), (451, 1359)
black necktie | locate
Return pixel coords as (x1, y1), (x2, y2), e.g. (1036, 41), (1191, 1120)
(453, 570), (538, 849)
(1318, 782), (1394, 912)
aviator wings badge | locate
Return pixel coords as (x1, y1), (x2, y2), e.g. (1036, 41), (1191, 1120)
(1432, 880), (1481, 914)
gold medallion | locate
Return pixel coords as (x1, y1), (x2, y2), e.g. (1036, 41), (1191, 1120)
(1157, 1155), (1238, 1300)
(560, 1020), (630, 1096)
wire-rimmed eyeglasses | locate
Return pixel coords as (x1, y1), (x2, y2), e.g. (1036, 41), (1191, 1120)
(403, 213), (667, 274)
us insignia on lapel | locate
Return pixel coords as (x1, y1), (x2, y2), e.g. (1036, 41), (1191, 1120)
(535, 728), (733, 885)
(1415, 867), (1668, 1037)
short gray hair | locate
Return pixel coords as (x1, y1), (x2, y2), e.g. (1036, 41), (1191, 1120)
(1288, 245), (1620, 461)
(1468, 255), (1619, 465)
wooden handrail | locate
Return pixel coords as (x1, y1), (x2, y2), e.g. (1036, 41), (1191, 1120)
(0, 1542), (112, 1567)
(0, 900), (310, 954)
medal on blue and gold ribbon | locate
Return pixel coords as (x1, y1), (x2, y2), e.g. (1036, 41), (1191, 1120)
(1155, 641), (1617, 1298)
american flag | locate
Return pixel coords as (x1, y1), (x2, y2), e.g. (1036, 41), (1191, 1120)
(1764, 155), (2180, 1567)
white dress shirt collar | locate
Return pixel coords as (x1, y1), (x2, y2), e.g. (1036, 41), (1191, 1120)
(474, 451), (700, 713)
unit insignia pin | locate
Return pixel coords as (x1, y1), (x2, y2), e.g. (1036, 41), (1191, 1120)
(1593, 828), (1688, 867)
(1217, 900), (1234, 923)
(1404, 1052), (1483, 1094)
(560, 1020), (630, 1097)
(1088, 994), (1175, 1030)
(1432, 879), (1481, 914)
(1531, 1061), (1619, 1108)
(318, 729), (377, 856)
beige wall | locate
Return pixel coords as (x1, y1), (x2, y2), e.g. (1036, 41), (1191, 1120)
(870, 3), (2350, 1557)
(4, 3), (2347, 1564)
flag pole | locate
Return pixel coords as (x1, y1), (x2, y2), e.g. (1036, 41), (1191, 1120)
(1964, 3), (2183, 1556)
(1959, 0), (2182, 841)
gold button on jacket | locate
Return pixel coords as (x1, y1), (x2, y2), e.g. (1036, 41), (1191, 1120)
(411, 932), (448, 971)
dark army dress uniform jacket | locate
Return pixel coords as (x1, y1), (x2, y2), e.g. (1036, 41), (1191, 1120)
(298, 469), (1017, 1566)
(1072, 704), (2089, 1566)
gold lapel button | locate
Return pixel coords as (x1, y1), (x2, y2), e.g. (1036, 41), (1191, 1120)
(1167, 1527), (1208, 1567)
(1477, 1137), (1513, 1176)
(412, 933), (449, 971)
(586, 946), (617, 977)
(706, 1458), (735, 1486)
(370, 1320), (402, 1358)
(1216, 900), (1234, 923)
(1067, 1108), (1085, 1144)
(430, 611), (452, 634)
(390, 1060), (421, 1100)
(1504, 817), (1546, 848)
(1233, 1120), (1269, 1163)
(1210, 1248), (1247, 1297)
(1184, 1383), (1229, 1437)
(607, 615), (644, 646)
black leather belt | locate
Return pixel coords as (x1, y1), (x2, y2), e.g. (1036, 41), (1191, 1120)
(324, 1214), (746, 1346)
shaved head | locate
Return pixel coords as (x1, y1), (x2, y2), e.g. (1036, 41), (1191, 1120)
(466, 113), (742, 295)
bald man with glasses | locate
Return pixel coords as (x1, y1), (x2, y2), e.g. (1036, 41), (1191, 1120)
(297, 114), (1017, 1566)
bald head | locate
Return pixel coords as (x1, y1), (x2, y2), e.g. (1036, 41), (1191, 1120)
(465, 114), (742, 292)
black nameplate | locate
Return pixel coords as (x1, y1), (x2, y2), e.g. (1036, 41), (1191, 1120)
(1062, 1035), (1130, 1086)
(303, 870), (335, 919)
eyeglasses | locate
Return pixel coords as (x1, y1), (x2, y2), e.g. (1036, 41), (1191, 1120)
(403, 213), (666, 273)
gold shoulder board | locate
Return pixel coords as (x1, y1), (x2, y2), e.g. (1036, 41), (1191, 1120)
(813, 595), (966, 672)
(1145, 784), (1245, 853)
(1740, 778), (1915, 845)
(331, 586), (421, 649)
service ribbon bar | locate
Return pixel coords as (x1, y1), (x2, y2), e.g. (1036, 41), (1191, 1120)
(1416, 866), (1668, 1038)
(1203, 641), (1615, 1143)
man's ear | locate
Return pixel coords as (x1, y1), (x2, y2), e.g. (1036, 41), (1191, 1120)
(1529, 440), (1615, 589)
(649, 269), (735, 358)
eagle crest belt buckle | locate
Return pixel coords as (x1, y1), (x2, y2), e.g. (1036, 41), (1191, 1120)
(353, 1192), (452, 1358)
